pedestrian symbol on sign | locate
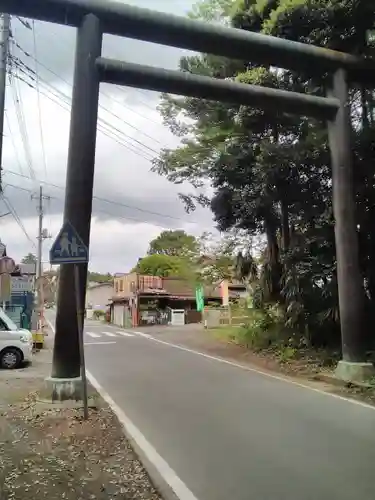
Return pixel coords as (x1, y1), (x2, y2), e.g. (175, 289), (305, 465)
(49, 222), (88, 264)
(59, 232), (70, 256)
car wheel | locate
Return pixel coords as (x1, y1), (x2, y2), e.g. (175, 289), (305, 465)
(0, 348), (22, 369)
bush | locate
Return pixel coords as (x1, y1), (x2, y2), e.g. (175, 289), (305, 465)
(233, 305), (291, 351)
(278, 346), (297, 363)
(93, 309), (105, 320)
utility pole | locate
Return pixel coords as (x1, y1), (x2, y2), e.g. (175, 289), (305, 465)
(0, 13), (10, 193)
(32, 185), (50, 331)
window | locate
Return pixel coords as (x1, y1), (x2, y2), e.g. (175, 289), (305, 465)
(0, 319), (8, 331)
(115, 281), (119, 293)
(0, 309), (17, 331)
(120, 280), (124, 292)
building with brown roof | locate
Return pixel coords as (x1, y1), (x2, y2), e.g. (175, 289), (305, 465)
(110, 273), (225, 328)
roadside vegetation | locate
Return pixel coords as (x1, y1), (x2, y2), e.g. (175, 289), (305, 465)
(152, 0), (375, 364)
(209, 303), (341, 370)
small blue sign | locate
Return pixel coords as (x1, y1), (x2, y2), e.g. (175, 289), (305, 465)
(50, 221), (88, 264)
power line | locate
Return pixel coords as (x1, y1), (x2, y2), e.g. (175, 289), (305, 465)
(31, 20), (48, 179)
(105, 84), (161, 124)
(114, 85), (160, 114)
(3, 168), (200, 224)
(5, 23), (206, 235)
(4, 109), (24, 174)
(9, 26), (160, 162)
(8, 48), (36, 181)
(13, 31), (163, 146)
(1, 193), (36, 247)
(14, 18), (162, 119)
(10, 63), (154, 161)
(3, 181), (197, 230)
(11, 57), (158, 160)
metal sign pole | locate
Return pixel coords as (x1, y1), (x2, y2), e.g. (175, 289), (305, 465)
(74, 263), (89, 420)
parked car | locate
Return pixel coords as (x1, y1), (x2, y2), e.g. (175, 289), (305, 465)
(0, 308), (33, 369)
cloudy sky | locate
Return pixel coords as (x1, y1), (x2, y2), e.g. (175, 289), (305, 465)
(3, 0), (217, 274)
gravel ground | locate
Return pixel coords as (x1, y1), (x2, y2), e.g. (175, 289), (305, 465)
(0, 340), (162, 500)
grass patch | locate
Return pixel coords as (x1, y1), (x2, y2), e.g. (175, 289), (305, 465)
(209, 325), (244, 343)
(207, 307), (292, 354)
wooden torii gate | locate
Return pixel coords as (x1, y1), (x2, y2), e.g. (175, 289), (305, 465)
(2, 0), (375, 384)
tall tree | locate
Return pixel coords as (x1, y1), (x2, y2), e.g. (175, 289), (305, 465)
(197, 230), (256, 283)
(153, 0), (375, 349)
(21, 253), (37, 265)
(148, 230), (199, 258)
(133, 253), (193, 279)
(88, 271), (113, 283)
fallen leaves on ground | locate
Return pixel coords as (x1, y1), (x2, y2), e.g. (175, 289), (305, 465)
(0, 381), (162, 500)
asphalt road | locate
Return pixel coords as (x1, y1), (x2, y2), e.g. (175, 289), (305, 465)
(47, 315), (375, 500)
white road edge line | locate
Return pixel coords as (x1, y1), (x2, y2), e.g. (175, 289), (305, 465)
(46, 317), (55, 332)
(46, 318), (199, 500)
(138, 334), (375, 411)
(46, 317), (375, 410)
(84, 341), (116, 345)
(87, 370), (200, 500)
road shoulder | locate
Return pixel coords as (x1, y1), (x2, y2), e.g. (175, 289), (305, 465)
(0, 333), (162, 500)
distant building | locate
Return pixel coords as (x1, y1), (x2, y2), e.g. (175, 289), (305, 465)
(85, 282), (113, 311)
(110, 273), (224, 328)
(18, 263), (37, 276)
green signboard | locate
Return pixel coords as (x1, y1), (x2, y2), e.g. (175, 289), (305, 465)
(195, 284), (204, 312)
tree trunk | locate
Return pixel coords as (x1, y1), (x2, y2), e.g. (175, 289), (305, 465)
(280, 199), (290, 251)
(361, 87), (369, 129)
(264, 216), (282, 301)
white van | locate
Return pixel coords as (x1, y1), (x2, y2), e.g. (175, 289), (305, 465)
(0, 308), (33, 369)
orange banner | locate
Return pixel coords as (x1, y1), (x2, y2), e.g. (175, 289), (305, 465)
(220, 280), (229, 306)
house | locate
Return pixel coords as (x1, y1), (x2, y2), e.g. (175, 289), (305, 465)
(111, 272), (138, 327)
(85, 282), (113, 313)
(110, 273), (223, 328)
(18, 263), (37, 276)
(42, 275), (57, 303)
(220, 279), (248, 306)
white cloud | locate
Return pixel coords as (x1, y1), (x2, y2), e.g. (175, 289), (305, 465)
(2, 0), (218, 273)
(3, 211), (209, 275)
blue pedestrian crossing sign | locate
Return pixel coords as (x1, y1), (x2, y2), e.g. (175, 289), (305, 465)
(50, 221), (88, 264)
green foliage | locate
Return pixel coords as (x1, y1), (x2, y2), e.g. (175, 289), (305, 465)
(278, 346), (297, 363)
(148, 230), (199, 258)
(21, 253), (37, 265)
(132, 253), (192, 279)
(88, 272), (113, 283)
(136, 230), (202, 281)
(232, 306), (284, 349)
(188, 0), (236, 21)
(93, 309), (105, 319)
(152, 0), (375, 353)
(197, 230), (250, 283)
